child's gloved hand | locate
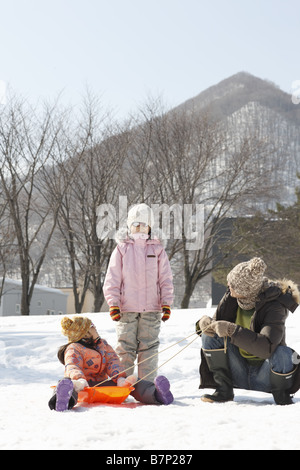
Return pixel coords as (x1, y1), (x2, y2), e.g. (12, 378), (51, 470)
(162, 305), (171, 322)
(110, 306), (121, 321)
(117, 375), (137, 387)
(72, 378), (89, 392)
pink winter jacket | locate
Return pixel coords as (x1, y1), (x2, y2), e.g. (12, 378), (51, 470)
(103, 235), (174, 313)
(64, 339), (126, 384)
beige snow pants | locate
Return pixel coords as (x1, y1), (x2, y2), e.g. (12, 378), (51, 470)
(115, 311), (162, 382)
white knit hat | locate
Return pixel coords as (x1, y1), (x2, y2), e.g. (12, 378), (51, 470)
(127, 203), (154, 228)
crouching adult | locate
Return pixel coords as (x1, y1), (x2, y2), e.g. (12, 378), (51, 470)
(196, 258), (300, 405)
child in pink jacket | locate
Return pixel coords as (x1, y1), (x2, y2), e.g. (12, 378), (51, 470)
(48, 316), (174, 411)
(103, 203), (174, 381)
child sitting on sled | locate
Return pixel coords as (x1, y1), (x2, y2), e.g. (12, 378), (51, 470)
(48, 316), (174, 411)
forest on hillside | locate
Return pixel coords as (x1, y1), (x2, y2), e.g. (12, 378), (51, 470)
(1, 77), (299, 313)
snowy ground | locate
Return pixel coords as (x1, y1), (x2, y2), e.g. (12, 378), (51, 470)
(1, 307), (300, 451)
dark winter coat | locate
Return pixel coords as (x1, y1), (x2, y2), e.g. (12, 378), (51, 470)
(199, 279), (300, 394)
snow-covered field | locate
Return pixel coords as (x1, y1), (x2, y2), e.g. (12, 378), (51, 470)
(1, 307), (300, 451)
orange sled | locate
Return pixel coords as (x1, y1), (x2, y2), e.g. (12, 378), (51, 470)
(77, 386), (134, 405)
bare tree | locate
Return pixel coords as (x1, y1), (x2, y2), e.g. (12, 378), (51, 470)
(55, 97), (130, 312)
(0, 89), (284, 314)
(0, 191), (19, 304)
(0, 94), (90, 314)
(126, 100), (281, 307)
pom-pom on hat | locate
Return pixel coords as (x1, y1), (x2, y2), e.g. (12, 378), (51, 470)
(227, 257), (267, 299)
(61, 316), (92, 342)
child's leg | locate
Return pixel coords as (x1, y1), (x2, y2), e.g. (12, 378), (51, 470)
(116, 312), (139, 375)
(131, 376), (173, 405)
(89, 377), (173, 405)
(137, 312), (161, 381)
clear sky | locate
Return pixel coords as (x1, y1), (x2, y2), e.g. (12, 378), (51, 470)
(0, 0), (299, 120)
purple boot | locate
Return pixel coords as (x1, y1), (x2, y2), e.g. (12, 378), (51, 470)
(154, 376), (174, 405)
(55, 378), (74, 412)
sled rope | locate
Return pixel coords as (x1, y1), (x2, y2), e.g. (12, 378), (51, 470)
(130, 324), (228, 384)
(92, 322), (228, 388)
(133, 326), (229, 385)
(132, 334), (199, 386)
(92, 332), (199, 388)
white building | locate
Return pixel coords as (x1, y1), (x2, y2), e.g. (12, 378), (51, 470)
(0, 278), (68, 316)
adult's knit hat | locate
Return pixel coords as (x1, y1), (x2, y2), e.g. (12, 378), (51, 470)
(127, 203), (154, 228)
(61, 316), (92, 342)
(227, 257), (267, 299)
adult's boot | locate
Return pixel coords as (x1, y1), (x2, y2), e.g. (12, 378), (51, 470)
(270, 368), (297, 405)
(201, 348), (234, 403)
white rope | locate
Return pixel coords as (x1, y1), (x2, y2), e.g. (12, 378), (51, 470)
(92, 332), (199, 388)
(132, 334), (199, 386)
(92, 323), (228, 388)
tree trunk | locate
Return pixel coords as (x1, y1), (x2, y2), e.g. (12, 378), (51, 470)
(21, 275), (30, 316)
(180, 283), (193, 309)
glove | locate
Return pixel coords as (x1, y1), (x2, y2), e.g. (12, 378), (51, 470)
(117, 375), (137, 387)
(195, 315), (214, 337)
(72, 378), (88, 392)
(110, 306), (121, 321)
(209, 320), (237, 338)
(162, 305), (171, 322)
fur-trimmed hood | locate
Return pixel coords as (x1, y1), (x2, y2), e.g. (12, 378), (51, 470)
(257, 278), (300, 313)
(277, 279), (300, 304)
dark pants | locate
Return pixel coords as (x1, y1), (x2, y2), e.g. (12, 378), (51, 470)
(202, 333), (295, 393)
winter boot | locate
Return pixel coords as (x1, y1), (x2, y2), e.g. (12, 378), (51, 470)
(270, 368), (297, 405)
(201, 349), (234, 403)
(48, 378), (78, 412)
(154, 376), (174, 405)
(55, 378), (76, 411)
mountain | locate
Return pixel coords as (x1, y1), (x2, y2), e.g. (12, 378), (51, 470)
(173, 72), (300, 207)
(174, 71), (300, 126)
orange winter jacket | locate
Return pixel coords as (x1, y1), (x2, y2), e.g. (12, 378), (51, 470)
(64, 338), (126, 385)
